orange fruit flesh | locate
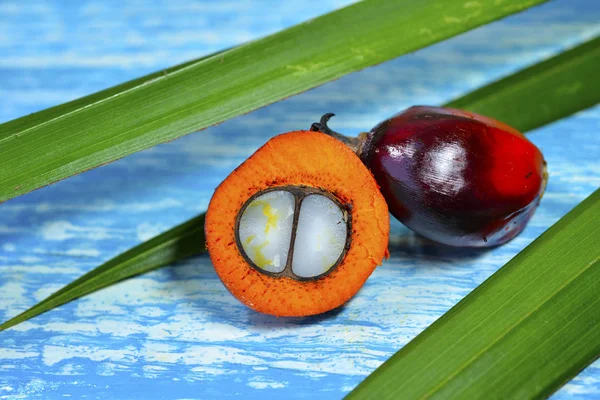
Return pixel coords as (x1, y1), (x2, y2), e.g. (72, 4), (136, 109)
(205, 130), (390, 317)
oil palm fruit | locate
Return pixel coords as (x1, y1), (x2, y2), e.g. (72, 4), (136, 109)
(205, 130), (389, 316)
(311, 106), (547, 247)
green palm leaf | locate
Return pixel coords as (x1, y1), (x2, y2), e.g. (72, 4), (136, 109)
(0, 0), (547, 203)
(348, 188), (600, 399)
(446, 36), (600, 132)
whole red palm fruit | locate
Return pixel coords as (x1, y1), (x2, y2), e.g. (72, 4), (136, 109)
(311, 106), (547, 247)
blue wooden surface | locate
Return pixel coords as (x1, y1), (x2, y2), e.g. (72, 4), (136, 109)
(0, 1), (599, 399)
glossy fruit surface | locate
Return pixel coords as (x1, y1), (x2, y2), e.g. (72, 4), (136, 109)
(359, 106), (547, 247)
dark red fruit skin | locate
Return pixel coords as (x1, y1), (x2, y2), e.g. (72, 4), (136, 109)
(360, 106), (547, 247)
